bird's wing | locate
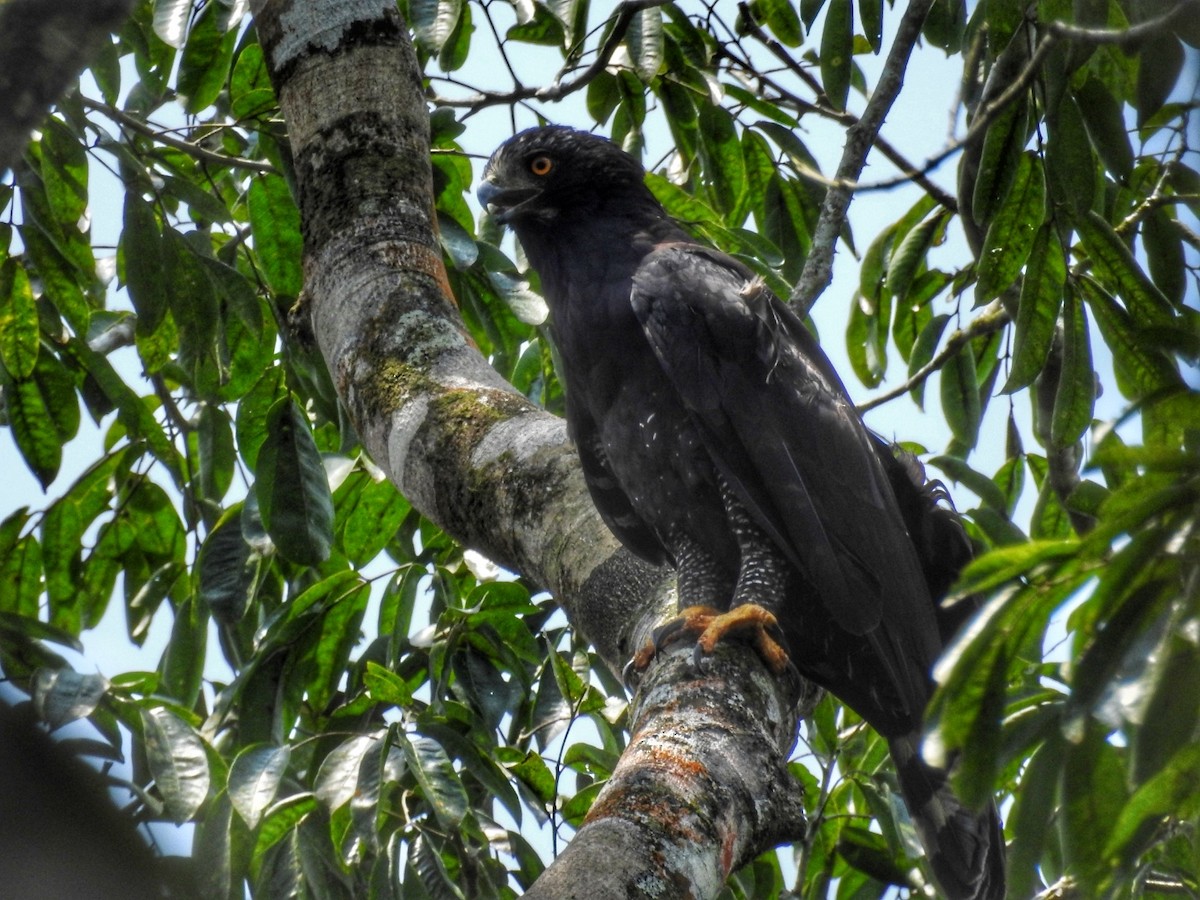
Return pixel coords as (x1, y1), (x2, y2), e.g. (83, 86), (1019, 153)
(566, 391), (670, 567)
(631, 244), (941, 698)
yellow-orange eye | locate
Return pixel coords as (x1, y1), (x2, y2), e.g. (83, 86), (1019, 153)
(529, 155), (553, 176)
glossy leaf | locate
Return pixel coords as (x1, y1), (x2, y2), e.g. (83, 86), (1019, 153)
(247, 174), (302, 298)
(142, 705), (211, 823)
(975, 151), (1045, 306)
(255, 397), (334, 565)
(940, 343), (981, 449)
(230, 744), (291, 829)
(1050, 285), (1094, 448)
(0, 257), (38, 379)
(820, 0), (853, 110)
(31, 668), (109, 729)
(971, 96), (1028, 227)
(1002, 222), (1065, 394)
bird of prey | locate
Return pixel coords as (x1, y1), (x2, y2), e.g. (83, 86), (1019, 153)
(479, 126), (1005, 900)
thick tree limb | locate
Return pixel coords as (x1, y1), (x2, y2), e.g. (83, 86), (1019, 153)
(524, 645), (815, 899)
(0, 0), (139, 174)
(249, 2), (813, 894)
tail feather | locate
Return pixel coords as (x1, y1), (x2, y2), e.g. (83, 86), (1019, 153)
(889, 734), (1006, 900)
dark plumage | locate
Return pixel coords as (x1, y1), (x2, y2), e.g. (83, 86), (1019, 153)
(479, 126), (1004, 900)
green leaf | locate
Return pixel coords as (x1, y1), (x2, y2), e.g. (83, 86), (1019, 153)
(121, 192), (168, 335)
(1130, 625), (1200, 787)
(193, 791), (252, 900)
(929, 455), (1009, 512)
(1002, 222), (1065, 393)
(0, 529), (42, 618)
(255, 397), (334, 565)
(363, 660), (414, 706)
(39, 119), (88, 227)
(158, 594), (207, 706)
(164, 229), (219, 374)
(923, 0), (966, 51)
(1105, 743), (1200, 863)
(975, 151), (1046, 305)
(60, 336), (181, 485)
(1135, 33), (1184, 127)
(858, 0), (883, 52)
(820, 0), (853, 109)
(437, 0), (473, 72)
(846, 292), (887, 387)
(152, 0), (190, 48)
(757, 0), (805, 46)
(178, 0), (238, 113)
(1007, 734), (1065, 898)
(336, 473), (410, 565)
(1078, 279), (1180, 400)
(403, 734), (469, 829)
(941, 343), (981, 449)
(315, 733), (380, 811)
(971, 96), (1028, 227)
(142, 705), (211, 822)
(625, 6), (664, 81)
(411, 0), (463, 54)
(31, 668), (109, 729)
(0, 256), (39, 379)
(229, 42), (276, 120)
(197, 403), (235, 503)
(697, 104), (745, 214)
(247, 174), (302, 297)
(3, 351), (78, 488)
(1050, 285), (1094, 448)
(236, 366), (286, 471)
(907, 312), (950, 408)
(1060, 719), (1127, 892)
(885, 210), (947, 301)
(229, 744), (291, 829)
(1076, 210), (1175, 329)
(1141, 207), (1186, 307)
(952, 538), (1078, 596)
(198, 506), (259, 625)
(801, 0), (827, 29)
(1074, 77), (1133, 178)
(1046, 92), (1097, 214)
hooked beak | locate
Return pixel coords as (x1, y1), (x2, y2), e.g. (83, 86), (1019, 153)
(477, 178), (540, 224)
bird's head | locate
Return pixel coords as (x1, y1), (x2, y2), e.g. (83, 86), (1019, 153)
(478, 126), (652, 227)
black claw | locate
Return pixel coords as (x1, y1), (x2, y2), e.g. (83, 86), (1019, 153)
(690, 642), (709, 672)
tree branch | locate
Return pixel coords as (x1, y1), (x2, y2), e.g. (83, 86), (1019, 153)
(79, 95), (276, 174)
(790, 0), (937, 311)
(857, 300), (1009, 414)
(0, 0), (139, 173)
(249, 5), (814, 894)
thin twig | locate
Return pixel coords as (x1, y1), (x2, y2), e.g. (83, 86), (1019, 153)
(856, 301), (1010, 414)
(790, 0), (937, 311)
(430, 0), (672, 110)
(80, 95), (276, 174)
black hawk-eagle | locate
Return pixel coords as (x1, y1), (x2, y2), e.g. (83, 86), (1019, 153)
(478, 126), (1005, 900)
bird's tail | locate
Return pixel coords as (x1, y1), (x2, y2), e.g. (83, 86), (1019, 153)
(888, 733), (1006, 900)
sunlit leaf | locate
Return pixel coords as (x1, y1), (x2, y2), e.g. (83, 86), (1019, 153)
(142, 705), (211, 822)
(1002, 222), (1065, 393)
(31, 668), (109, 729)
(0, 256), (39, 379)
(229, 744), (291, 829)
(820, 0), (853, 110)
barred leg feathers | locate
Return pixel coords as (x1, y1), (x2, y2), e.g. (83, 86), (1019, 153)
(888, 734), (1006, 900)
